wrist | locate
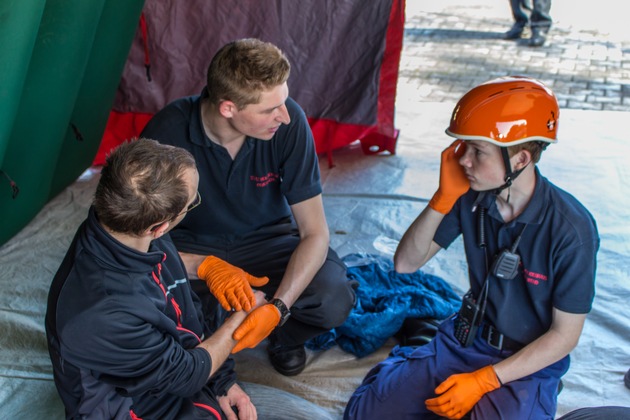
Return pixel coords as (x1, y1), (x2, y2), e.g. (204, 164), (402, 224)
(226, 308), (247, 324)
(268, 298), (291, 326)
(197, 255), (219, 279)
(428, 190), (453, 214)
(490, 365), (503, 386)
(482, 365), (501, 390)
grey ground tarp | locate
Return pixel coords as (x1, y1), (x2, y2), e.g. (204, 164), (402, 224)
(2, 104), (629, 418)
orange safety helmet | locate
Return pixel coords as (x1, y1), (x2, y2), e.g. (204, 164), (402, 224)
(445, 76), (559, 147)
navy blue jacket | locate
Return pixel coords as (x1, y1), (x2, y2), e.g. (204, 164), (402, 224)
(46, 207), (235, 419)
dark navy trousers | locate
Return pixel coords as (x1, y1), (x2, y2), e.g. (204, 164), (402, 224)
(345, 317), (568, 420)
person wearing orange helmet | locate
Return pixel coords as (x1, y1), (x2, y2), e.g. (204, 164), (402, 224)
(344, 76), (599, 419)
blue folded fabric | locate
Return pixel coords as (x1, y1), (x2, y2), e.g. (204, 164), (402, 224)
(306, 253), (462, 357)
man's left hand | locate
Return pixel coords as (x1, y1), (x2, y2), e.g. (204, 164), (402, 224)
(425, 365), (500, 419)
(218, 383), (257, 420)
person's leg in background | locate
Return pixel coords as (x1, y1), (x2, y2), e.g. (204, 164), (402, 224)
(505, 0), (530, 39)
(529, 0), (552, 46)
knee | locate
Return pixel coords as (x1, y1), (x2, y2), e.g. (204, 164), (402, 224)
(343, 383), (390, 420)
(319, 280), (355, 328)
(315, 257), (356, 325)
(343, 394), (361, 420)
(343, 385), (372, 420)
(299, 269), (355, 329)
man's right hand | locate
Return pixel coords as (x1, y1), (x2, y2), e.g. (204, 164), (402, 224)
(197, 256), (269, 312)
(428, 140), (470, 214)
(218, 383), (257, 420)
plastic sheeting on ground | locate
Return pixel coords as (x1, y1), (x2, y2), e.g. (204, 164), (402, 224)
(1, 103), (629, 418)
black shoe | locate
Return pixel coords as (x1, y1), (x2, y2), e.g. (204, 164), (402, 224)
(625, 368), (630, 389)
(529, 29), (547, 47)
(504, 24), (524, 40)
(267, 340), (306, 376)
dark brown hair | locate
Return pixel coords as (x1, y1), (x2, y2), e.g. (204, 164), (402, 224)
(507, 141), (545, 164)
(94, 138), (196, 235)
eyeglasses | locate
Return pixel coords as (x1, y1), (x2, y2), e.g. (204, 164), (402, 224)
(178, 191), (201, 216)
(150, 191), (201, 232)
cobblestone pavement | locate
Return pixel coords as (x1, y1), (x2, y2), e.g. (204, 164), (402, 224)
(398, 1), (630, 111)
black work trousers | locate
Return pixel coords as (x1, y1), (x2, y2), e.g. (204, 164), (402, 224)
(190, 220), (355, 347)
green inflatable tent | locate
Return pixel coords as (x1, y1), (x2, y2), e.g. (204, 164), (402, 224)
(0, 0), (144, 246)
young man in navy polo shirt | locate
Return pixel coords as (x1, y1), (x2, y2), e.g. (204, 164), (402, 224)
(344, 76), (599, 419)
(141, 38), (355, 376)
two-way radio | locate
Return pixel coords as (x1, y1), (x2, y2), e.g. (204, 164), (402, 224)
(454, 198), (527, 347)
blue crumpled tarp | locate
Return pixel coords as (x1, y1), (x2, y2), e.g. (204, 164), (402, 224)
(306, 253), (462, 357)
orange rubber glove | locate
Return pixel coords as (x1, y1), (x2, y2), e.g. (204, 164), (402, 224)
(428, 140), (470, 214)
(197, 256), (269, 312)
(425, 365), (501, 419)
(231, 303), (281, 353)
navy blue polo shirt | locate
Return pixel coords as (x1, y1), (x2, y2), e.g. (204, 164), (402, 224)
(434, 167), (599, 344)
(141, 90), (322, 251)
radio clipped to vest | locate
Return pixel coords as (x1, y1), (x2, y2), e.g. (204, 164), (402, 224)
(477, 202), (528, 281)
(491, 248), (521, 279)
(453, 198), (529, 347)
(454, 285), (487, 347)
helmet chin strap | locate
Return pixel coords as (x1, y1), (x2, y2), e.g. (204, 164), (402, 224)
(492, 148), (526, 202)
(472, 142), (544, 208)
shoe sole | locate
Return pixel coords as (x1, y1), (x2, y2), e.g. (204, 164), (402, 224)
(273, 364), (306, 376)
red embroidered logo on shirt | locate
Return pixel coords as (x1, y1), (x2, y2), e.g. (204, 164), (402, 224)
(250, 172), (280, 187)
(523, 268), (548, 286)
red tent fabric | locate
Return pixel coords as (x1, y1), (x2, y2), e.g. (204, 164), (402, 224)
(94, 0), (404, 166)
